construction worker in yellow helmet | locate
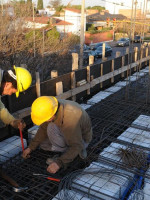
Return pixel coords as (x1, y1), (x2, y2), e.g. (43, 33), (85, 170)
(0, 65), (32, 130)
(22, 96), (93, 174)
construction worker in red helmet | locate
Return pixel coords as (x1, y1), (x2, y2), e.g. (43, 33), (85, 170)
(0, 65), (32, 130)
(22, 96), (93, 174)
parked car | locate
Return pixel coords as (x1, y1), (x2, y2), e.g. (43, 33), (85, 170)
(89, 42), (110, 50)
(70, 44), (90, 54)
(90, 46), (112, 58)
(116, 38), (130, 47)
(133, 35), (142, 43)
(83, 50), (92, 64)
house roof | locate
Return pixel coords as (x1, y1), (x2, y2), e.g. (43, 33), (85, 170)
(64, 8), (81, 14)
(87, 12), (127, 22)
(25, 17), (73, 26)
(25, 17), (50, 24)
(54, 19), (73, 26)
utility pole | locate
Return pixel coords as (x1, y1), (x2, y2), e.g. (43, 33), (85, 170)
(32, 3), (36, 57)
(133, 0), (138, 40)
(143, 0), (148, 40)
(129, 0), (134, 44)
(79, 0), (85, 69)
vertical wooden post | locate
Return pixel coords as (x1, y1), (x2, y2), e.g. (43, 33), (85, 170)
(111, 60), (114, 83)
(149, 60), (150, 76)
(89, 55), (94, 65)
(51, 70), (58, 79)
(146, 47), (148, 65)
(134, 47), (138, 71)
(121, 56), (125, 78)
(56, 81), (63, 96)
(36, 72), (41, 97)
(140, 47), (143, 69)
(102, 43), (105, 60)
(116, 51), (121, 58)
(126, 48), (129, 54)
(87, 66), (90, 95)
(72, 53), (79, 71)
(100, 64), (103, 88)
(71, 71), (76, 101)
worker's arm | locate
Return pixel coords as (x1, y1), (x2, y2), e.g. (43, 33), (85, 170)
(0, 99), (25, 130)
(0, 99), (15, 124)
(22, 123), (48, 159)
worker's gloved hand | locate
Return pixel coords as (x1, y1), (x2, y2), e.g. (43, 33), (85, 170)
(22, 147), (31, 159)
(47, 162), (60, 174)
(11, 119), (26, 131)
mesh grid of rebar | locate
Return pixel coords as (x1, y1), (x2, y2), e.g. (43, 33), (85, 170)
(1, 70), (150, 199)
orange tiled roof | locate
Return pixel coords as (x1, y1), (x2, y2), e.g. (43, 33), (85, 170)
(25, 17), (50, 24)
(25, 17), (73, 26)
(64, 8), (81, 13)
(54, 18), (73, 25)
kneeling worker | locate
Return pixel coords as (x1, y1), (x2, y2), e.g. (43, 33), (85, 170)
(0, 66), (32, 130)
(22, 96), (93, 174)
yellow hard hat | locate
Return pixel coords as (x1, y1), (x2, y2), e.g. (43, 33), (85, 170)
(14, 65), (32, 98)
(31, 96), (58, 125)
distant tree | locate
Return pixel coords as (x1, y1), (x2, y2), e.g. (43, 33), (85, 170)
(49, 0), (62, 8)
(46, 27), (60, 39)
(37, 0), (43, 10)
(68, 5), (81, 10)
(87, 6), (105, 12)
(27, 0), (32, 3)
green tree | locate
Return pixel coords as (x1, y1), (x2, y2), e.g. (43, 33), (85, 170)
(37, 0), (43, 10)
(49, 0), (62, 8)
(27, 0), (32, 3)
(46, 27), (60, 40)
(87, 6), (105, 12)
(68, 5), (81, 10)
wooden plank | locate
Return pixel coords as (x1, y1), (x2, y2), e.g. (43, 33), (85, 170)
(146, 47), (148, 65)
(71, 71), (76, 101)
(121, 56), (125, 78)
(12, 56), (150, 118)
(102, 43), (105, 60)
(51, 70), (58, 79)
(149, 59), (150, 76)
(72, 53), (78, 71)
(134, 47), (138, 71)
(100, 63), (103, 88)
(56, 81), (63, 96)
(56, 56), (150, 99)
(111, 60), (114, 83)
(36, 72), (41, 97)
(89, 55), (94, 65)
(87, 66), (90, 95)
(116, 51), (121, 58)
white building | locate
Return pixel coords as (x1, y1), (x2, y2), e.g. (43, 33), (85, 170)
(24, 8), (86, 36)
(55, 8), (86, 36)
(104, 0), (145, 14)
(38, 8), (56, 16)
(24, 17), (73, 34)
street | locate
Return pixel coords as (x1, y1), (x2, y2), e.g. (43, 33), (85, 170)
(93, 41), (142, 65)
